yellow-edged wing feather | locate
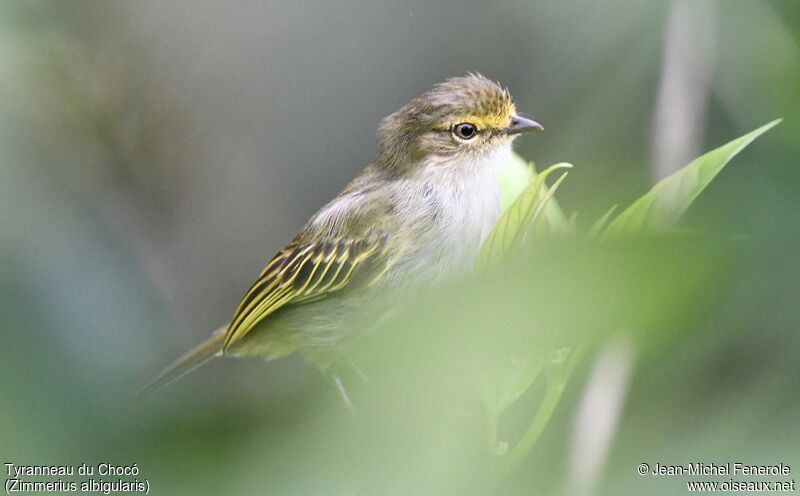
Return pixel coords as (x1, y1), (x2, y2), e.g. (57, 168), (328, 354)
(130, 234), (389, 404)
(222, 235), (389, 351)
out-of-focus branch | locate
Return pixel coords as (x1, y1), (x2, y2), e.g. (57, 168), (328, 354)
(651, 0), (717, 181)
(565, 338), (636, 496)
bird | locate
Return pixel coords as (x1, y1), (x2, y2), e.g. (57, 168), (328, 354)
(134, 73), (542, 407)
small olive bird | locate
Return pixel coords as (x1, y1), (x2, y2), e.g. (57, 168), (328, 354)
(135, 74), (542, 406)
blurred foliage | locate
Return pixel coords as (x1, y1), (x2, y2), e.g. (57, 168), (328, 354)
(602, 120), (782, 238)
(473, 121), (778, 476)
(1, 1), (799, 495)
(479, 160), (572, 268)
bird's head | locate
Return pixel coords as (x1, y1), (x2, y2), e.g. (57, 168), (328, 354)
(376, 73), (542, 175)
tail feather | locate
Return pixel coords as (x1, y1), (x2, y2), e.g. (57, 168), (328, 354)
(128, 325), (227, 407)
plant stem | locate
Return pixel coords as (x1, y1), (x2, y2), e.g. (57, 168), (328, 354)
(505, 347), (576, 468)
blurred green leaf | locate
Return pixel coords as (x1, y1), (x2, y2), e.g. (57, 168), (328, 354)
(531, 163), (572, 235)
(505, 347), (576, 468)
(601, 119), (781, 238)
(477, 162), (572, 268)
(472, 121), (783, 469)
(523, 170), (571, 241)
(482, 353), (544, 435)
(499, 153), (535, 212)
(478, 160), (573, 462)
(587, 204), (618, 239)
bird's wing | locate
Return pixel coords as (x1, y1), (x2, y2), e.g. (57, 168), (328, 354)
(222, 234), (390, 350)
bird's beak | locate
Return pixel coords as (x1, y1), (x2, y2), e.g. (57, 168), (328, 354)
(502, 115), (544, 135)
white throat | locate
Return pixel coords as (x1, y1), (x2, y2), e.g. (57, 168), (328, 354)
(391, 142), (512, 282)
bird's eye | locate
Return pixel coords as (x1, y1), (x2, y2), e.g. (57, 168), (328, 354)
(452, 123), (478, 140)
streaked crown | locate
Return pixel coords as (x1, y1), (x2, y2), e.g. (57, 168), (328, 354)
(417, 73), (516, 130)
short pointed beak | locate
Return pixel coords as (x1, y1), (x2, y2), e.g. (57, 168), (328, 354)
(502, 115), (544, 135)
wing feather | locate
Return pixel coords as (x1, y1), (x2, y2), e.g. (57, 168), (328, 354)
(222, 235), (387, 350)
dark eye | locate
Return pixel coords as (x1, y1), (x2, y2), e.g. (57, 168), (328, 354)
(453, 122), (478, 140)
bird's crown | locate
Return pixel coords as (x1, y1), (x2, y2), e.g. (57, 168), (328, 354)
(415, 73), (516, 130)
(376, 73), (539, 175)
(388, 73), (516, 135)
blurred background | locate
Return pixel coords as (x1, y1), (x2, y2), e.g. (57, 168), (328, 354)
(0, 1), (798, 494)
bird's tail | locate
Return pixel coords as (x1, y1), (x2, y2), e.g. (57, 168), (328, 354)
(128, 325), (227, 407)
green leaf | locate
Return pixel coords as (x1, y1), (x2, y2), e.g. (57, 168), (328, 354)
(602, 119), (781, 238)
(587, 204), (618, 239)
(483, 354), (545, 417)
(504, 347), (577, 468)
(483, 355), (544, 453)
(521, 170), (571, 243)
(477, 163), (573, 268)
(529, 161), (572, 234)
(499, 153), (535, 213)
